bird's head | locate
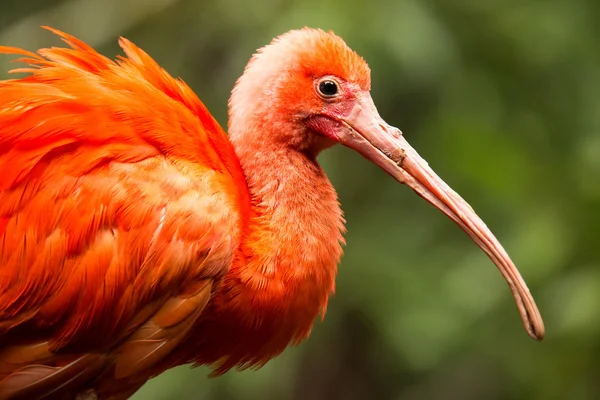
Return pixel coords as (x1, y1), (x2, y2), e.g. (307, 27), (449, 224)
(229, 28), (545, 341)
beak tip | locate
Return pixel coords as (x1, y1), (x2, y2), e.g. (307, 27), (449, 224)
(531, 331), (545, 342)
(526, 315), (545, 341)
(532, 326), (546, 342)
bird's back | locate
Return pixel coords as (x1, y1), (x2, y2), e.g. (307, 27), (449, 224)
(0, 28), (250, 399)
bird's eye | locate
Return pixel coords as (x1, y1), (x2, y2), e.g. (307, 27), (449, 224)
(317, 80), (339, 97)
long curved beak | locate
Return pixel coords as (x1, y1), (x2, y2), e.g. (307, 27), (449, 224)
(338, 94), (545, 341)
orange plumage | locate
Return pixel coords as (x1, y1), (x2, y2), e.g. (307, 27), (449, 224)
(0, 27), (543, 399)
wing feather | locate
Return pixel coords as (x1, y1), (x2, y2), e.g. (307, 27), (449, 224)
(0, 28), (249, 399)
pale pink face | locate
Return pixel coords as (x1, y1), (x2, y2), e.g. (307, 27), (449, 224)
(260, 29), (544, 341)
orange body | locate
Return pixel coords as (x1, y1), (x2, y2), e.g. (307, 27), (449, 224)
(0, 27), (544, 400)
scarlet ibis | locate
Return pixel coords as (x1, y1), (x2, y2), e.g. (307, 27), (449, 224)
(0, 27), (544, 399)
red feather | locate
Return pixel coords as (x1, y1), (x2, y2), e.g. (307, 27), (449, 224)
(0, 27), (253, 399)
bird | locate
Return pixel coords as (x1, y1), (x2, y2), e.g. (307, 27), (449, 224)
(0, 27), (545, 399)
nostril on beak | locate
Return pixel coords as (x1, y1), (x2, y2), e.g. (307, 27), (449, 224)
(382, 124), (402, 140)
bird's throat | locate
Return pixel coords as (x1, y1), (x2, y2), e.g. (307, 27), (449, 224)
(233, 141), (345, 303)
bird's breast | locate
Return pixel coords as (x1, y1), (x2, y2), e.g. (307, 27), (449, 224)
(181, 194), (346, 373)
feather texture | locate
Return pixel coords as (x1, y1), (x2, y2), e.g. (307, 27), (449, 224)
(0, 28), (248, 399)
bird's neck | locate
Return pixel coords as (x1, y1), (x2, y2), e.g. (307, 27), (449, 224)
(197, 132), (345, 373)
(232, 138), (345, 309)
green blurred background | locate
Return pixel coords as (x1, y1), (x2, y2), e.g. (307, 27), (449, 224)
(1, 0), (599, 399)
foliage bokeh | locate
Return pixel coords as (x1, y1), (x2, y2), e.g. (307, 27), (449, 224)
(2, 0), (599, 398)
